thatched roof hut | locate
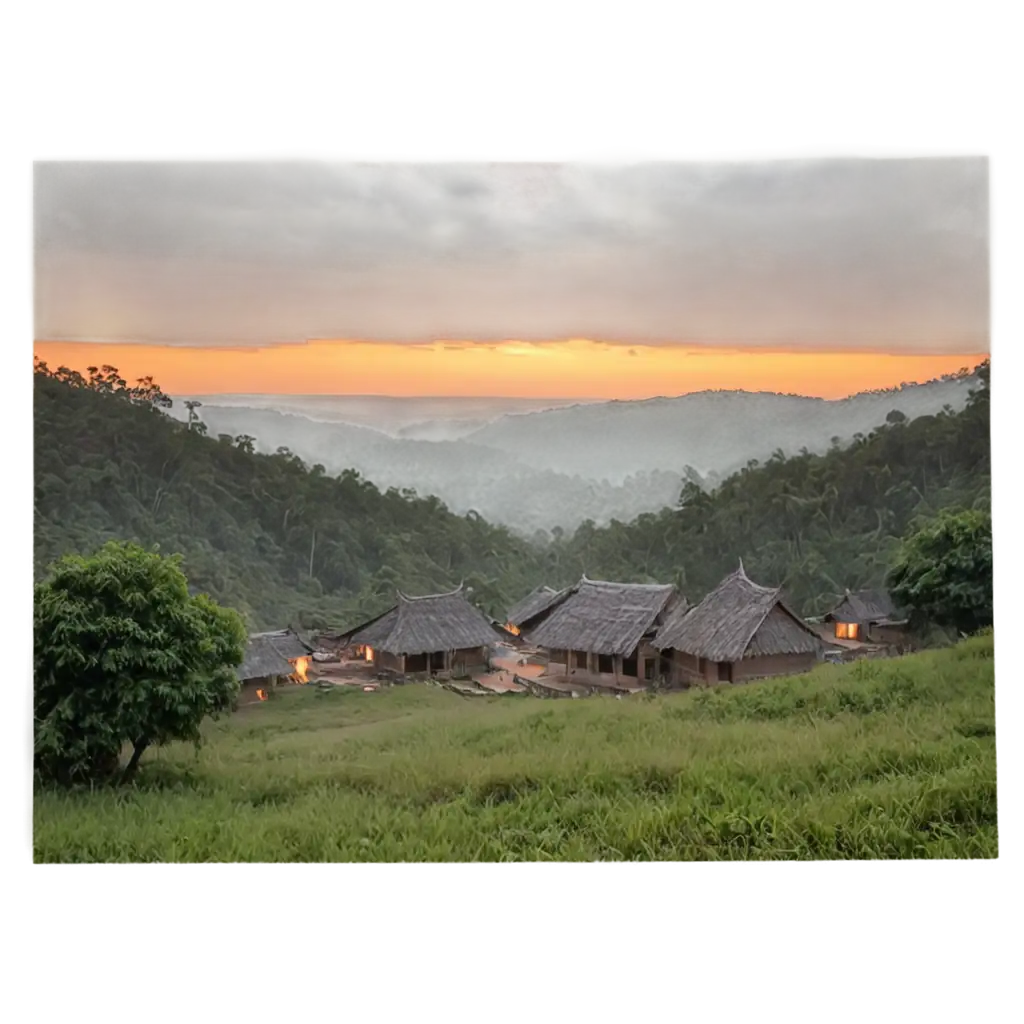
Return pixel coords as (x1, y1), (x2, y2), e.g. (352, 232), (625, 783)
(346, 584), (504, 656)
(236, 628), (314, 682)
(236, 631), (307, 682)
(521, 576), (682, 656)
(653, 563), (821, 663)
(506, 585), (564, 627)
(824, 589), (901, 625)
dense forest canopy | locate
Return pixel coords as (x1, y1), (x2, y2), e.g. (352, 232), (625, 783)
(33, 357), (989, 631)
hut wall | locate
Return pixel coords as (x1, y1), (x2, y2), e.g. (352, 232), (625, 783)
(658, 649), (700, 686)
(732, 652), (817, 682)
(375, 650), (404, 673)
(636, 641), (659, 682)
(543, 648), (570, 675)
(867, 623), (908, 646)
(450, 646), (488, 677)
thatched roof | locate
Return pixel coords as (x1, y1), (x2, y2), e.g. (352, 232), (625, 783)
(489, 621), (526, 646)
(346, 584), (501, 655)
(254, 628), (315, 661)
(506, 585), (563, 626)
(824, 589), (900, 624)
(653, 563), (821, 662)
(236, 635), (295, 682)
(521, 576), (681, 656)
(236, 628), (313, 681)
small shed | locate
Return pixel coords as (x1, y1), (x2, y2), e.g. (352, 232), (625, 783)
(653, 562), (823, 685)
(823, 589), (908, 644)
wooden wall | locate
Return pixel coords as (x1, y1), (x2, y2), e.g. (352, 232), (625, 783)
(543, 641), (659, 684)
(662, 649), (817, 686)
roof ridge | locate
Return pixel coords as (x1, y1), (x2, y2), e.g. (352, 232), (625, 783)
(726, 564), (778, 595)
(397, 582), (465, 602)
(580, 577), (674, 590)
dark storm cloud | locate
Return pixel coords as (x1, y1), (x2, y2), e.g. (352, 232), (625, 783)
(34, 159), (989, 351)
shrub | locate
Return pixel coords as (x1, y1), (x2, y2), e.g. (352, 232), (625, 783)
(887, 508), (992, 635)
(34, 541), (247, 785)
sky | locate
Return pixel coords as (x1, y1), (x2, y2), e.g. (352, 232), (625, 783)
(33, 160), (989, 398)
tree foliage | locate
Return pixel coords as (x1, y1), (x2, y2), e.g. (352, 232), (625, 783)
(34, 541), (247, 785)
(886, 508), (993, 635)
(33, 362), (547, 628)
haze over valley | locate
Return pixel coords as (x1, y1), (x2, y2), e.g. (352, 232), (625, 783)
(167, 366), (983, 528)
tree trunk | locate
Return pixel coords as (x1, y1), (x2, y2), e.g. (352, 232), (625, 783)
(121, 738), (150, 784)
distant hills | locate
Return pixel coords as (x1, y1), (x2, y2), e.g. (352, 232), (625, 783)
(168, 373), (978, 535)
(393, 418), (501, 443)
(463, 377), (976, 482)
(178, 391), (598, 436)
(163, 401), (687, 535)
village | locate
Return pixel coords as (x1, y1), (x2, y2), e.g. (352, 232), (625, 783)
(233, 564), (911, 707)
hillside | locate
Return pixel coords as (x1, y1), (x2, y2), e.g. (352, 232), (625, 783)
(549, 361), (990, 616)
(33, 358), (989, 630)
(159, 366), (983, 536)
(466, 374), (977, 482)
(33, 632), (997, 862)
(165, 402), (690, 535)
(395, 417), (508, 442)
(33, 365), (547, 630)
(170, 393), (592, 440)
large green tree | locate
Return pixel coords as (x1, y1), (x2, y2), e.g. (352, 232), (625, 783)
(886, 508), (993, 635)
(34, 541), (247, 785)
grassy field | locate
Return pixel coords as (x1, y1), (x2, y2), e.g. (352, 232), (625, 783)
(33, 632), (997, 861)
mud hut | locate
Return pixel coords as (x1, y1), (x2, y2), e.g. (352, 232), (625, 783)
(518, 576), (684, 684)
(652, 562), (823, 685)
(823, 589), (908, 645)
(339, 584), (507, 677)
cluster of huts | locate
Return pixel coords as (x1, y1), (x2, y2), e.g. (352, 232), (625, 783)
(228, 567), (907, 699)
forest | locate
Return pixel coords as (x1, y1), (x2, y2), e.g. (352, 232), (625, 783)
(33, 357), (990, 631)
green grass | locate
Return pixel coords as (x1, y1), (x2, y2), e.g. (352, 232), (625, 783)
(33, 632), (997, 861)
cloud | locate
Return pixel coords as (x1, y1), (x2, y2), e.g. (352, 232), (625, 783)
(32, 153), (634, 270)
(34, 159), (989, 352)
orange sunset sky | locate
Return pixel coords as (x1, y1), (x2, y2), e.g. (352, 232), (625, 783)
(32, 339), (987, 400)
(33, 161), (989, 398)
